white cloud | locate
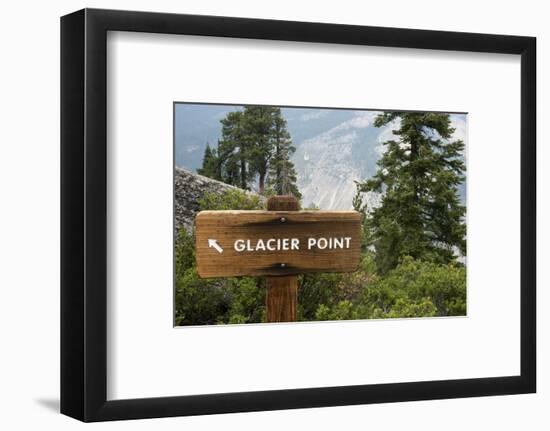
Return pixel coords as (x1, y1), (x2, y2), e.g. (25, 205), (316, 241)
(300, 109), (330, 121)
(339, 111), (377, 130)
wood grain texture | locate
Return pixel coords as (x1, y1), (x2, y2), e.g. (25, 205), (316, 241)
(266, 275), (298, 322)
(195, 208), (361, 278)
(267, 195), (300, 211)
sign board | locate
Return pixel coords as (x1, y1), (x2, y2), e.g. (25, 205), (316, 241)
(195, 210), (361, 278)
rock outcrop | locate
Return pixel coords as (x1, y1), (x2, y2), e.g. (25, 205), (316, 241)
(174, 167), (262, 233)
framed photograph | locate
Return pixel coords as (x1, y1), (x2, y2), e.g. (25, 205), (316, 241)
(61, 8), (536, 422)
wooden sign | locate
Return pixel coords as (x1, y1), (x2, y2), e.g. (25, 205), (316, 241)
(195, 209), (361, 278)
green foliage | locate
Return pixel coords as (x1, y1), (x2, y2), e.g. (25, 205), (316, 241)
(267, 110), (301, 199)
(243, 106), (277, 194)
(174, 235), (263, 326)
(362, 257), (465, 318)
(174, 229), (224, 325)
(175, 224), (196, 278)
(198, 188), (265, 211)
(372, 297), (437, 319)
(296, 256), (463, 323)
(298, 272), (346, 321)
(352, 185), (367, 214)
(352, 185), (371, 252)
(217, 110), (250, 188)
(198, 107), (301, 199)
(224, 277), (266, 324)
(196, 143), (222, 180)
(315, 300), (359, 321)
(297, 256), (374, 322)
(174, 255), (266, 325)
(358, 112), (466, 274)
(175, 189), (267, 326)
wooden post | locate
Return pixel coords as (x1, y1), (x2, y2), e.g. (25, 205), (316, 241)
(266, 195), (299, 323)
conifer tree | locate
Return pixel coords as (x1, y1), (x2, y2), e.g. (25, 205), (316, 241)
(218, 111), (250, 189)
(216, 107), (302, 198)
(267, 110), (301, 199)
(243, 106), (277, 194)
(358, 112), (466, 274)
(197, 142), (221, 180)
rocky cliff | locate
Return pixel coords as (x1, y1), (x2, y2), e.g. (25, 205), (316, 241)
(174, 167), (263, 233)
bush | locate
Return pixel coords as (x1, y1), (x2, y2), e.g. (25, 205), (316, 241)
(198, 189), (264, 211)
(174, 189), (266, 325)
(363, 256), (466, 317)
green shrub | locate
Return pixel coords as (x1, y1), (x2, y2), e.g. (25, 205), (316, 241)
(363, 257), (466, 317)
(198, 189), (264, 211)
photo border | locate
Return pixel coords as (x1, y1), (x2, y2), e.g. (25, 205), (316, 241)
(171, 101), (469, 327)
(61, 8), (536, 422)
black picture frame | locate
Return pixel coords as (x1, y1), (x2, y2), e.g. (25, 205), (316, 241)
(61, 8), (536, 422)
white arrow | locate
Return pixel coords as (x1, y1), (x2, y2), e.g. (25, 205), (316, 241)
(208, 239), (224, 254)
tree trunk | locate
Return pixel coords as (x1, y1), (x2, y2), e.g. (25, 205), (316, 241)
(258, 172), (265, 194)
(410, 137), (420, 204)
(240, 156), (247, 190)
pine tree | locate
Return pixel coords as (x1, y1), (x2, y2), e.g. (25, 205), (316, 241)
(358, 112), (466, 274)
(267, 109), (301, 199)
(216, 107), (302, 198)
(217, 111), (250, 189)
(197, 143), (222, 180)
(242, 106), (277, 194)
